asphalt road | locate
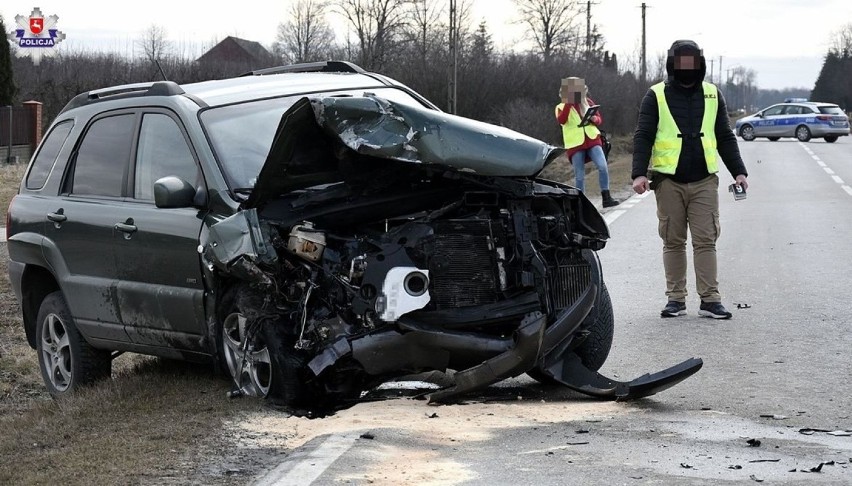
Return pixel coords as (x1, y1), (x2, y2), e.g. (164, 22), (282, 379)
(243, 137), (852, 485)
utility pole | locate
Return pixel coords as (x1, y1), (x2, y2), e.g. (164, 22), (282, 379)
(640, 2), (647, 83)
(709, 58), (715, 84)
(586, 1), (591, 60)
(448, 0), (458, 114)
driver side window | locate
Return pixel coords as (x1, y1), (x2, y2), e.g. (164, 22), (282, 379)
(764, 106), (784, 116)
(135, 113), (201, 201)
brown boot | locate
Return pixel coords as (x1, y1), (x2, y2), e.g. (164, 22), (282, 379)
(602, 190), (620, 208)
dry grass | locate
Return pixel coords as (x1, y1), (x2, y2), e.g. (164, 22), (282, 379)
(540, 133), (635, 202)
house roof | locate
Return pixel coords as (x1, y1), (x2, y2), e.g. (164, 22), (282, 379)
(196, 36), (274, 64)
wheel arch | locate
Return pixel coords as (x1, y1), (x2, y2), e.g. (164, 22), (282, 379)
(21, 265), (61, 349)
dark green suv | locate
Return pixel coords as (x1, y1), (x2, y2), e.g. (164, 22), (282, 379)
(7, 61), (701, 412)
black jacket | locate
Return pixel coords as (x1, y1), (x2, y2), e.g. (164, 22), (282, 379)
(632, 39), (747, 183)
(632, 82), (748, 183)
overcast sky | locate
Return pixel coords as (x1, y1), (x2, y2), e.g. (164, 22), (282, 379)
(4, 0), (851, 90)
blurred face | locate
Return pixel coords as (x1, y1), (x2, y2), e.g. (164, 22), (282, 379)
(674, 55), (699, 70)
(560, 78), (584, 104)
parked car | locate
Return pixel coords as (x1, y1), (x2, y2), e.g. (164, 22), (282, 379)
(7, 61), (702, 412)
(735, 101), (850, 142)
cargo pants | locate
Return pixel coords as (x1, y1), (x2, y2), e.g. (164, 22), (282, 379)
(653, 174), (722, 303)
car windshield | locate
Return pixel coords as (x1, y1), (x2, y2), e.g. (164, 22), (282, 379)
(818, 105), (844, 115)
(200, 87), (428, 191)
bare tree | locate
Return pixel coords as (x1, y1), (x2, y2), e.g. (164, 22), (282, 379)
(512, 0), (583, 61)
(333, 0), (408, 70)
(829, 23), (852, 55)
(136, 24), (171, 63)
(405, 0), (445, 59)
(275, 0), (337, 63)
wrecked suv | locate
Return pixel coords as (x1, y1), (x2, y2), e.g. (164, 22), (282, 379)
(8, 61), (702, 410)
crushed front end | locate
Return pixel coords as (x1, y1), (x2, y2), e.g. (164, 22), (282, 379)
(201, 95), (702, 411)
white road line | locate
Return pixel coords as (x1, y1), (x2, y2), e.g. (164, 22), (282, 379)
(812, 155), (820, 161)
(824, 167), (835, 175)
(832, 175), (845, 184)
(637, 192), (651, 199)
(604, 210), (627, 226)
(254, 434), (358, 486)
(817, 160), (826, 167)
(843, 186), (852, 197)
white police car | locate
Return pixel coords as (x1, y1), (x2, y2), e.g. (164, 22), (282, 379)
(734, 100), (850, 143)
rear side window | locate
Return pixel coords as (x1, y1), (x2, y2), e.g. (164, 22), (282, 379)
(26, 121), (73, 190)
(134, 113), (200, 201)
(71, 114), (135, 197)
(818, 106), (844, 115)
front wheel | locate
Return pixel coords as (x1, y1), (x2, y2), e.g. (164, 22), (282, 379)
(36, 291), (112, 398)
(219, 286), (312, 407)
(527, 282), (615, 384)
(739, 125), (756, 141)
(824, 135), (838, 143)
(795, 125), (811, 142)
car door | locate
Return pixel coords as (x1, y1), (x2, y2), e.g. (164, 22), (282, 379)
(755, 105), (785, 137)
(111, 110), (208, 352)
(45, 112), (136, 343)
(780, 105), (804, 136)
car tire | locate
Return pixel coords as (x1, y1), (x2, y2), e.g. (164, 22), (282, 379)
(768, 137), (780, 141)
(740, 125), (756, 141)
(795, 125), (812, 142)
(527, 282), (615, 385)
(571, 282), (614, 371)
(36, 291), (112, 398)
(824, 135), (838, 143)
(219, 285), (312, 407)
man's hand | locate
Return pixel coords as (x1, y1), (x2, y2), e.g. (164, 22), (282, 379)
(735, 174), (748, 191)
(633, 176), (650, 194)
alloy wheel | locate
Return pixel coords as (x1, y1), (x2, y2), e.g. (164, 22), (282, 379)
(222, 312), (272, 397)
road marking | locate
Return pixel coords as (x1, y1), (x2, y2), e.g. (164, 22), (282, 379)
(604, 210), (627, 226)
(797, 143), (850, 197)
(254, 434), (358, 486)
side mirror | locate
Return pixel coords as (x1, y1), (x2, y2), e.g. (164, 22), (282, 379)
(154, 176), (196, 208)
(756, 112), (764, 118)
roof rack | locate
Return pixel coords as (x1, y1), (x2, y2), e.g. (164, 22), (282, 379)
(58, 81), (185, 115)
(240, 60), (366, 77)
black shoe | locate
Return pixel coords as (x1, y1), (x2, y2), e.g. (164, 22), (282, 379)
(698, 301), (732, 319)
(601, 190), (620, 208)
(661, 300), (686, 318)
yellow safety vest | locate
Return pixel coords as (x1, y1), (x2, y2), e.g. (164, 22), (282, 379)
(555, 103), (600, 149)
(649, 82), (719, 174)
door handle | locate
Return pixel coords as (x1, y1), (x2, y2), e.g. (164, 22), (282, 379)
(47, 211), (67, 223)
(114, 222), (137, 234)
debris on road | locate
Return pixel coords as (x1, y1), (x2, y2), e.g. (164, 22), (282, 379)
(759, 414), (788, 420)
(746, 438), (761, 447)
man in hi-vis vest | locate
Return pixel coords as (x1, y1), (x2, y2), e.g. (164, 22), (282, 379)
(632, 39), (748, 320)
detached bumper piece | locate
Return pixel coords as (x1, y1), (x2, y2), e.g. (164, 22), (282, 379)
(539, 353), (703, 401)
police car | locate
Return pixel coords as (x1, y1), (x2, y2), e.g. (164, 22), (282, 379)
(734, 99), (850, 142)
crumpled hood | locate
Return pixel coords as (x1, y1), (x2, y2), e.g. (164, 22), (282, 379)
(246, 95), (563, 208)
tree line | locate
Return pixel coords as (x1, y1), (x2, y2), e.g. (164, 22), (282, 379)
(3, 3), (850, 148)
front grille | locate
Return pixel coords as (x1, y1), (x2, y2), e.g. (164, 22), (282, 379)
(547, 255), (591, 311)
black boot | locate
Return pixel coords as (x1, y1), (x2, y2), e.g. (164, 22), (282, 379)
(602, 190), (620, 208)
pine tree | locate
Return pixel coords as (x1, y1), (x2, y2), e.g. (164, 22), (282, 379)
(0, 15), (17, 105)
